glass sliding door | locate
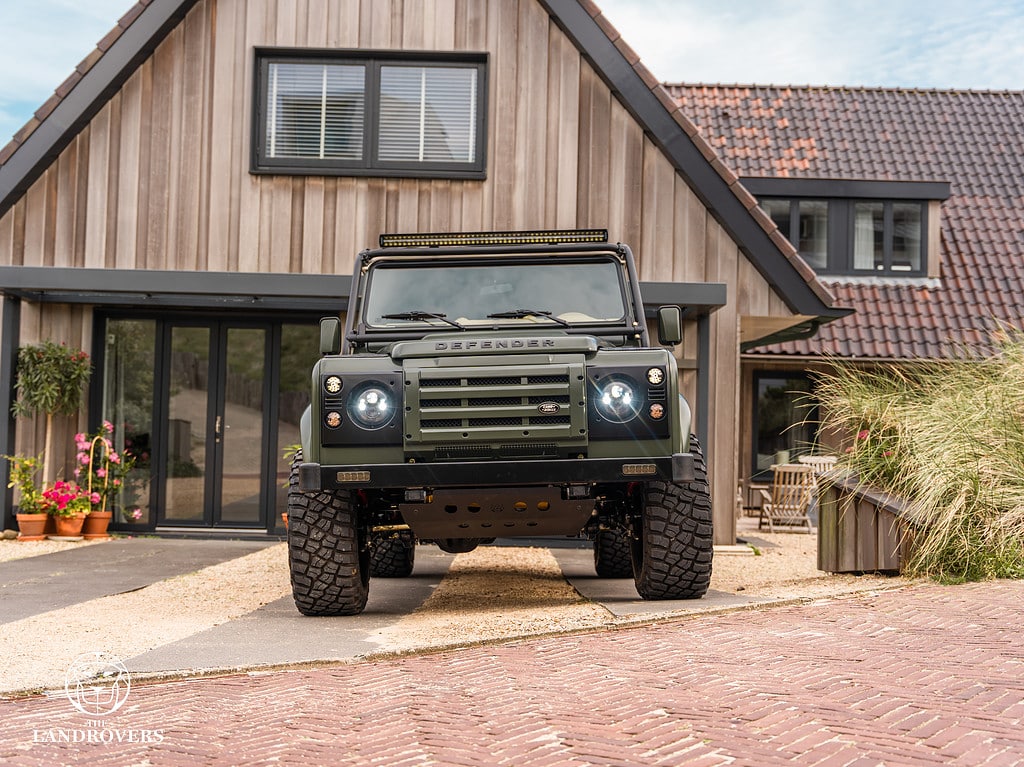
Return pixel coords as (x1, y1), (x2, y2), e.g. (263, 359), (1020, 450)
(217, 327), (268, 525)
(160, 323), (269, 528)
(164, 326), (212, 523)
(99, 314), (318, 532)
(101, 319), (156, 525)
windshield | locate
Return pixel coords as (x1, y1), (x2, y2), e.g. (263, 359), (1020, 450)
(362, 258), (629, 328)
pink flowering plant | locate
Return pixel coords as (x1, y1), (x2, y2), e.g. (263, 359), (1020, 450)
(74, 421), (138, 515)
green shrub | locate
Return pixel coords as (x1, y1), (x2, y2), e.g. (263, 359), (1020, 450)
(815, 332), (1024, 582)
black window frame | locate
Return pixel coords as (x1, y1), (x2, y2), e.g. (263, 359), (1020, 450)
(751, 371), (819, 482)
(759, 196), (929, 277)
(252, 48), (488, 180)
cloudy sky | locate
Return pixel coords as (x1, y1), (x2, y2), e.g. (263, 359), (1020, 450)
(1, 0), (1023, 145)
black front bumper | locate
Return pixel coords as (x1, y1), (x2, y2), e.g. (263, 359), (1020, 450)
(299, 454), (695, 492)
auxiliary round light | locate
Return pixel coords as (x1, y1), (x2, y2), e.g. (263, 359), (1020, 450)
(646, 367), (665, 385)
(348, 385), (393, 429)
(324, 376), (343, 394)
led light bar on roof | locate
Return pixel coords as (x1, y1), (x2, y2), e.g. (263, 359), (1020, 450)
(378, 229), (609, 248)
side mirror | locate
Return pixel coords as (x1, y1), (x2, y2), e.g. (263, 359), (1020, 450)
(319, 316), (342, 355)
(657, 306), (682, 347)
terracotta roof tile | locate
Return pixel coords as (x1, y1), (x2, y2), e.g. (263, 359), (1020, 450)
(668, 83), (1024, 359)
(34, 95), (62, 123)
(118, 3), (146, 27)
(612, 35), (640, 66)
(592, 13), (620, 43)
(76, 48), (104, 76)
(96, 25), (126, 53)
(54, 72), (84, 100)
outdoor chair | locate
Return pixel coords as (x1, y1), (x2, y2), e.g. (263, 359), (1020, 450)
(798, 454), (838, 476)
(758, 463), (816, 533)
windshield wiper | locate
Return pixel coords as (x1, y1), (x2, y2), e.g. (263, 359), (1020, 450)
(486, 309), (570, 327)
(381, 311), (465, 330)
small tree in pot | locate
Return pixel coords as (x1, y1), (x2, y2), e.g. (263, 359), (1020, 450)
(12, 341), (92, 482)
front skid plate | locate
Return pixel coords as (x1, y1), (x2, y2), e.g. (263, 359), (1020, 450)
(399, 487), (595, 538)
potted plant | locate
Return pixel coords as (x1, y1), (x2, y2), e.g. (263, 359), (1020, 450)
(40, 479), (93, 538)
(11, 341), (91, 483)
(4, 454), (47, 540)
(74, 422), (138, 538)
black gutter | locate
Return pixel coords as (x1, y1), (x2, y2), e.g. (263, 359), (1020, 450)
(539, 0), (847, 321)
(0, 0), (202, 218)
(742, 178), (951, 202)
(740, 319), (822, 352)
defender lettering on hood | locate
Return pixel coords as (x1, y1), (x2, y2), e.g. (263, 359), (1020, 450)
(435, 338), (556, 351)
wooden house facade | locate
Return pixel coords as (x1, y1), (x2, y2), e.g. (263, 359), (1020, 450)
(0, 0), (844, 542)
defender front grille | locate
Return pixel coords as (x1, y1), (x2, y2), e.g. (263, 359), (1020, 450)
(405, 362), (588, 457)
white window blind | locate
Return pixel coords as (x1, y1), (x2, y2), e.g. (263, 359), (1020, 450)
(267, 62), (365, 160)
(378, 66), (478, 163)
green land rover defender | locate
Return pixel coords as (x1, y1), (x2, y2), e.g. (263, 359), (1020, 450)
(288, 230), (712, 615)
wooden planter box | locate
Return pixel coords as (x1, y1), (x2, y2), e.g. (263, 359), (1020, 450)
(817, 473), (916, 574)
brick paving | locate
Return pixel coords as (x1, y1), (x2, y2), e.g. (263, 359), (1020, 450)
(2, 580), (1023, 766)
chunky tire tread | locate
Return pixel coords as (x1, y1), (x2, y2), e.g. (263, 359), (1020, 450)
(631, 436), (713, 600)
(287, 452), (370, 615)
(593, 529), (633, 578)
(370, 531), (416, 578)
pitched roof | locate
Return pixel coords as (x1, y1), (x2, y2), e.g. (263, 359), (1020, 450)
(0, 0), (201, 214)
(668, 83), (1024, 359)
(0, 1), (842, 324)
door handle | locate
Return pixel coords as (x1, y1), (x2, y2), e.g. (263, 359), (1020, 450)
(215, 415), (222, 443)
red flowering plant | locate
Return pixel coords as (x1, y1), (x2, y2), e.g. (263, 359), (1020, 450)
(842, 426), (902, 492)
(74, 421), (139, 517)
(39, 479), (93, 518)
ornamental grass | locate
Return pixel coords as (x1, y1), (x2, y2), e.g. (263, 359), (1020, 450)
(814, 332), (1024, 582)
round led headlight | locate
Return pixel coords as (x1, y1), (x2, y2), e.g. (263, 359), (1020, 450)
(595, 378), (641, 423)
(347, 384), (393, 429)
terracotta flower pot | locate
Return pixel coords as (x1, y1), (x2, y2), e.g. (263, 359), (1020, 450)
(82, 510), (113, 539)
(51, 512), (86, 538)
(15, 513), (47, 541)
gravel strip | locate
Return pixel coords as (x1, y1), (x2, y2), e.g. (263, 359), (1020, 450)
(0, 544), (290, 694)
(0, 536), (107, 562)
(372, 546), (612, 653)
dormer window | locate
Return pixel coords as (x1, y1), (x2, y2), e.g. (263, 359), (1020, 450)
(745, 179), (950, 279)
(762, 197), (925, 276)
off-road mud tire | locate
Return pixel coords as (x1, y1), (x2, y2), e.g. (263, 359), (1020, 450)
(287, 452), (370, 615)
(630, 436), (713, 600)
(369, 530), (416, 577)
(593, 528), (633, 578)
